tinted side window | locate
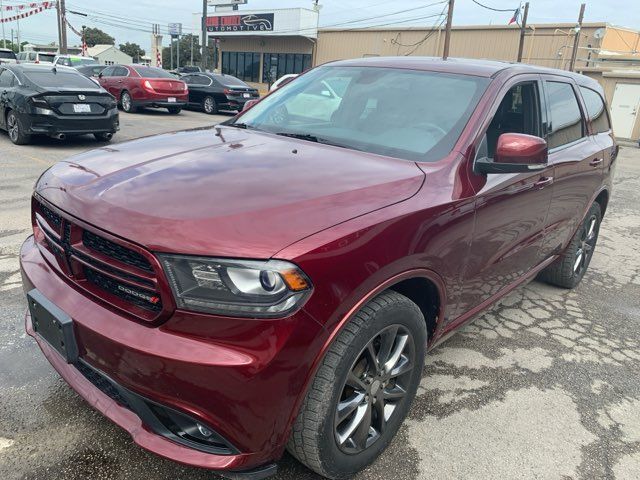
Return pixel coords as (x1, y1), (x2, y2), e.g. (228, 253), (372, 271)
(101, 66), (115, 77)
(580, 86), (610, 134)
(114, 67), (129, 76)
(0, 69), (14, 87)
(546, 81), (584, 149)
(485, 82), (541, 158)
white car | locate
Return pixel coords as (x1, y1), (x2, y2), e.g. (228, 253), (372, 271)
(0, 48), (17, 64)
(16, 51), (56, 64)
(269, 73), (298, 91)
(53, 55), (98, 68)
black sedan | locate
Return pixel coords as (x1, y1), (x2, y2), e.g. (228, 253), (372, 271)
(182, 73), (259, 114)
(0, 64), (118, 145)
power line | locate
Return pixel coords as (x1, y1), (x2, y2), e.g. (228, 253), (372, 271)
(471, 0), (518, 13)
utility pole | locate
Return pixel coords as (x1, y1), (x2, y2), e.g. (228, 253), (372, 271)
(56, 0), (68, 54)
(201, 0), (208, 71)
(1, 0), (6, 49)
(442, 0), (454, 60)
(568, 3), (585, 71)
(176, 35), (180, 69)
(516, 2), (529, 62)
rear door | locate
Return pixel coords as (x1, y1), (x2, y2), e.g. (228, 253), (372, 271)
(540, 76), (604, 257)
(0, 68), (18, 129)
(98, 66), (115, 95)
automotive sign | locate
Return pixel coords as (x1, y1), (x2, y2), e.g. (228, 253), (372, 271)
(206, 13), (274, 32)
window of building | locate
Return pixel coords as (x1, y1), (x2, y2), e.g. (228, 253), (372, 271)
(105, 60), (114, 66)
(262, 53), (312, 83)
(546, 81), (584, 149)
(579, 86), (611, 134)
(221, 52), (260, 82)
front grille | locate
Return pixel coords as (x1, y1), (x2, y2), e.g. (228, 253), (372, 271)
(84, 267), (162, 312)
(75, 361), (132, 410)
(33, 196), (165, 322)
(83, 230), (153, 272)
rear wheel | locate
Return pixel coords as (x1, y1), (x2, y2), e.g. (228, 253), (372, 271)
(288, 291), (427, 479)
(203, 96), (218, 114)
(167, 106), (182, 114)
(6, 111), (31, 145)
(538, 202), (602, 289)
(121, 91), (136, 113)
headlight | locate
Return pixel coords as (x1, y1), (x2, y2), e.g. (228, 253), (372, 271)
(158, 255), (312, 318)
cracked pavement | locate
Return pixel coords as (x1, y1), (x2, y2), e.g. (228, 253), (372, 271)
(1, 114), (639, 480)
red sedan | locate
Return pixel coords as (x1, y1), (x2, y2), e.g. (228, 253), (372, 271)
(98, 64), (188, 114)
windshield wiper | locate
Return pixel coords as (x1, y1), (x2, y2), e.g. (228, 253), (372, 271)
(227, 122), (252, 129)
(275, 132), (363, 151)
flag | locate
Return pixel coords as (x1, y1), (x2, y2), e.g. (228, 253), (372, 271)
(508, 7), (520, 25)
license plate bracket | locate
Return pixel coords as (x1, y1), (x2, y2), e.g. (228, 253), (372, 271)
(28, 289), (79, 363)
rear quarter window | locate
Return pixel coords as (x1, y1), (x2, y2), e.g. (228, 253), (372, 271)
(579, 86), (611, 134)
(546, 81), (584, 149)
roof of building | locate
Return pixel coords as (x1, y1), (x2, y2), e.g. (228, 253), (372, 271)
(87, 44), (119, 56)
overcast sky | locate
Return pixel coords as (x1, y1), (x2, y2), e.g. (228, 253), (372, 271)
(1, 0), (638, 53)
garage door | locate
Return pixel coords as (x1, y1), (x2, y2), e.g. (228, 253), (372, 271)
(611, 83), (640, 139)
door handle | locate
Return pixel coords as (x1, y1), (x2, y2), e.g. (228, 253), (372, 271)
(534, 177), (554, 189)
(589, 158), (603, 167)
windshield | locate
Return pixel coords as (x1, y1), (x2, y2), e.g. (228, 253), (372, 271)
(235, 66), (489, 162)
(38, 54), (55, 63)
(24, 70), (101, 89)
(0, 51), (16, 59)
(133, 66), (175, 78)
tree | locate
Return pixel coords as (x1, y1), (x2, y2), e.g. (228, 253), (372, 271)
(119, 42), (145, 63)
(161, 34), (215, 70)
(84, 28), (115, 48)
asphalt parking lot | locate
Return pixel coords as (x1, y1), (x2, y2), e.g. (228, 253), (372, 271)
(1, 110), (639, 480)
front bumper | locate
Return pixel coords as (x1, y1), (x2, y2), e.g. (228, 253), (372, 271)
(21, 109), (119, 136)
(20, 235), (328, 474)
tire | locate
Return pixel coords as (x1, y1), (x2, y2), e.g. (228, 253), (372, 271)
(538, 202), (602, 289)
(288, 291), (427, 479)
(120, 91), (136, 113)
(6, 110), (31, 145)
(167, 106), (182, 114)
(93, 132), (113, 142)
(203, 96), (218, 114)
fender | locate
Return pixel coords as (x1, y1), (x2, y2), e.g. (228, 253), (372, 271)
(283, 267), (446, 446)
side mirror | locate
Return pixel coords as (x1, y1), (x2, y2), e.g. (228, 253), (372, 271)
(475, 133), (548, 175)
(242, 98), (260, 112)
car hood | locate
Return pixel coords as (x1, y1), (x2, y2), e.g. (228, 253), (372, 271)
(37, 127), (425, 258)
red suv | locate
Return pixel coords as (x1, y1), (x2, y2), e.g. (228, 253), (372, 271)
(98, 64), (188, 114)
(21, 58), (616, 479)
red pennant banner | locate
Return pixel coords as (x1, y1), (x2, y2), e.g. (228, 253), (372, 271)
(2, 2), (54, 12)
(0, 3), (55, 23)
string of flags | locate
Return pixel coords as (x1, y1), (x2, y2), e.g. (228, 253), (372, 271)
(0, 2), (56, 23)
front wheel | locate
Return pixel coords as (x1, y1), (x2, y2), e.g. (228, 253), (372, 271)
(167, 106), (182, 114)
(6, 111), (31, 145)
(538, 202), (602, 288)
(288, 291), (427, 479)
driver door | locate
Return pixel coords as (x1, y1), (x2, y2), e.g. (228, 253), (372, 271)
(454, 76), (554, 318)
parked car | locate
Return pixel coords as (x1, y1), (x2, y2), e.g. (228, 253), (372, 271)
(76, 64), (107, 78)
(97, 64), (188, 114)
(182, 72), (259, 113)
(270, 73), (298, 91)
(176, 65), (202, 74)
(53, 55), (98, 68)
(0, 64), (118, 145)
(0, 48), (17, 64)
(20, 58), (615, 479)
(16, 51), (56, 64)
